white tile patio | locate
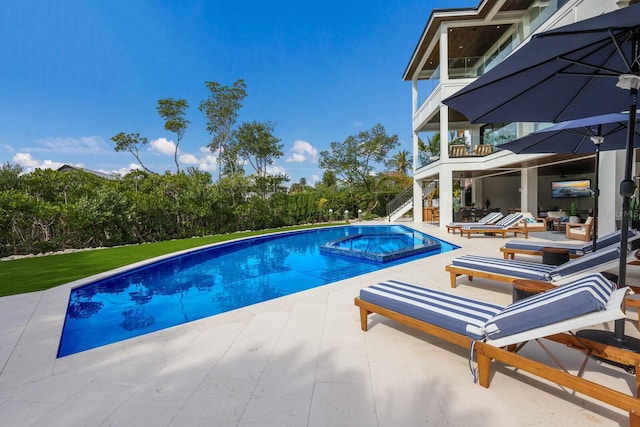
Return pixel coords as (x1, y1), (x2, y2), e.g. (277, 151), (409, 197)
(1, 221), (639, 426)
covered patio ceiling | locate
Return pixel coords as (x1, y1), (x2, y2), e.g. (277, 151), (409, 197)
(403, 0), (537, 81)
(450, 154), (595, 179)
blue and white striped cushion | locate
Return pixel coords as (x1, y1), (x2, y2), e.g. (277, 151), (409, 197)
(548, 244), (622, 280)
(585, 229), (637, 253)
(462, 213), (523, 230)
(448, 212), (504, 227)
(504, 240), (588, 255)
(480, 211), (504, 224)
(503, 229), (637, 256)
(483, 273), (615, 339)
(359, 280), (502, 340)
(452, 255), (555, 281)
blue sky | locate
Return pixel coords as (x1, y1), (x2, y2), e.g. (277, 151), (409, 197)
(1, 0), (470, 185)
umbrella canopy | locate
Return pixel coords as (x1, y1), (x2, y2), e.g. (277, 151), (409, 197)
(443, 4), (640, 124)
(500, 113), (640, 252)
(499, 113), (640, 154)
(443, 4), (640, 346)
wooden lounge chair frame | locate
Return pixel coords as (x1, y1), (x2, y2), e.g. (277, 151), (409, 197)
(446, 243), (638, 289)
(459, 221), (528, 239)
(446, 211), (503, 235)
(500, 230), (635, 260)
(355, 291), (640, 426)
(500, 245), (582, 260)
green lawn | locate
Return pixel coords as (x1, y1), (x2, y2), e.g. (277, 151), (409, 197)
(0, 224), (337, 297)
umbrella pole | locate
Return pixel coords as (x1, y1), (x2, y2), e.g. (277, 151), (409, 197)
(614, 85), (638, 342)
(577, 30), (640, 353)
(592, 137), (601, 253)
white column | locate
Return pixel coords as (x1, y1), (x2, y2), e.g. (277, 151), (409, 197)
(520, 168), (538, 214)
(598, 150), (625, 234)
(472, 178), (483, 207)
(439, 166), (453, 228)
(411, 78), (418, 116)
(413, 176), (423, 222)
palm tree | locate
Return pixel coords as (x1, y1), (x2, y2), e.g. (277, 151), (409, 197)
(386, 150), (412, 176)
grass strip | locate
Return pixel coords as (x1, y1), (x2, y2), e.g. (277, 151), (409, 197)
(0, 223), (337, 297)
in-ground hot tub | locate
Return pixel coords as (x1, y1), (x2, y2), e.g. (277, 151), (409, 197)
(320, 232), (441, 263)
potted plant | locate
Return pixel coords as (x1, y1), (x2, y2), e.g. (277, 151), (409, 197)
(569, 201), (580, 223)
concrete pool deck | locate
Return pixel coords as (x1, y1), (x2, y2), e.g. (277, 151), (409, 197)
(2, 220), (640, 426)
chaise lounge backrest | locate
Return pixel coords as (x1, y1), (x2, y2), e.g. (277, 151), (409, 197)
(462, 212), (523, 229)
(358, 273), (616, 342)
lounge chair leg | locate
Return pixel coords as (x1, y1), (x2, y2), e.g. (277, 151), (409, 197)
(477, 350), (492, 388)
(359, 306), (370, 331)
(449, 272), (458, 288)
(631, 412), (640, 427)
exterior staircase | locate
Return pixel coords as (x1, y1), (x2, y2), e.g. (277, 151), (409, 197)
(386, 181), (437, 222)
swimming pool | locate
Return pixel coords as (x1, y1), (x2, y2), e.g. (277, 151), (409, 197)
(58, 225), (458, 357)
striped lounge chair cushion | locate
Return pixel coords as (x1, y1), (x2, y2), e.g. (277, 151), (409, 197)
(358, 273), (615, 341)
(483, 273), (615, 339)
(359, 280), (502, 340)
(502, 229), (637, 257)
(503, 240), (589, 255)
(462, 213), (523, 230)
(547, 244), (622, 281)
(452, 255), (555, 281)
(449, 212), (504, 227)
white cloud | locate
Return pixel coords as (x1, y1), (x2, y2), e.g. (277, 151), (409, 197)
(286, 140), (318, 163)
(287, 153), (306, 163)
(310, 174), (320, 183)
(3, 144), (15, 153)
(34, 136), (110, 154)
(179, 153), (199, 164)
(12, 152), (79, 172)
(107, 164), (141, 177)
(150, 138), (176, 156)
(199, 154), (218, 172)
(266, 165), (287, 176)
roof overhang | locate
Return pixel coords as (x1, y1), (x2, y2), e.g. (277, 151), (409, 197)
(403, 0), (537, 81)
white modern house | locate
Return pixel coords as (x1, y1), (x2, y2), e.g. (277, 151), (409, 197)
(400, 0), (637, 235)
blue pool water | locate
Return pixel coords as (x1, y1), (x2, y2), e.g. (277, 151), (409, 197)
(58, 225), (458, 357)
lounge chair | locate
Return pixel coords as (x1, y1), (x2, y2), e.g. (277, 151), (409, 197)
(445, 233), (640, 288)
(500, 229), (635, 260)
(446, 211), (504, 235)
(566, 216), (594, 241)
(514, 212), (546, 233)
(459, 212), (525, 239)
(354, 273), (640, 425)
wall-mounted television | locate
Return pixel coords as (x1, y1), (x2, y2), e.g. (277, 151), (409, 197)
(551, 179), (592, 198)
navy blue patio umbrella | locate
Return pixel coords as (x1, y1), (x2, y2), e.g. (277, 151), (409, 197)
(443, 4), (640, 348)
(498, 112), (640, 252)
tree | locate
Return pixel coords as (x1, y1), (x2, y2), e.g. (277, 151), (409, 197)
(234, 121), (283, 178)
(319, 124), (399, 211)
(157, 98), (190, 174)
(386, 149), (412, 176)
(199, 79), (247, 178)
(111, 132), (155, 173)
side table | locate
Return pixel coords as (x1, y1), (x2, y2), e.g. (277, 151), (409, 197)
(512, 279), (555, 302)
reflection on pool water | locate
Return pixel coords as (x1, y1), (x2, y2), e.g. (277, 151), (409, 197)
(58, 225), (458, 357)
